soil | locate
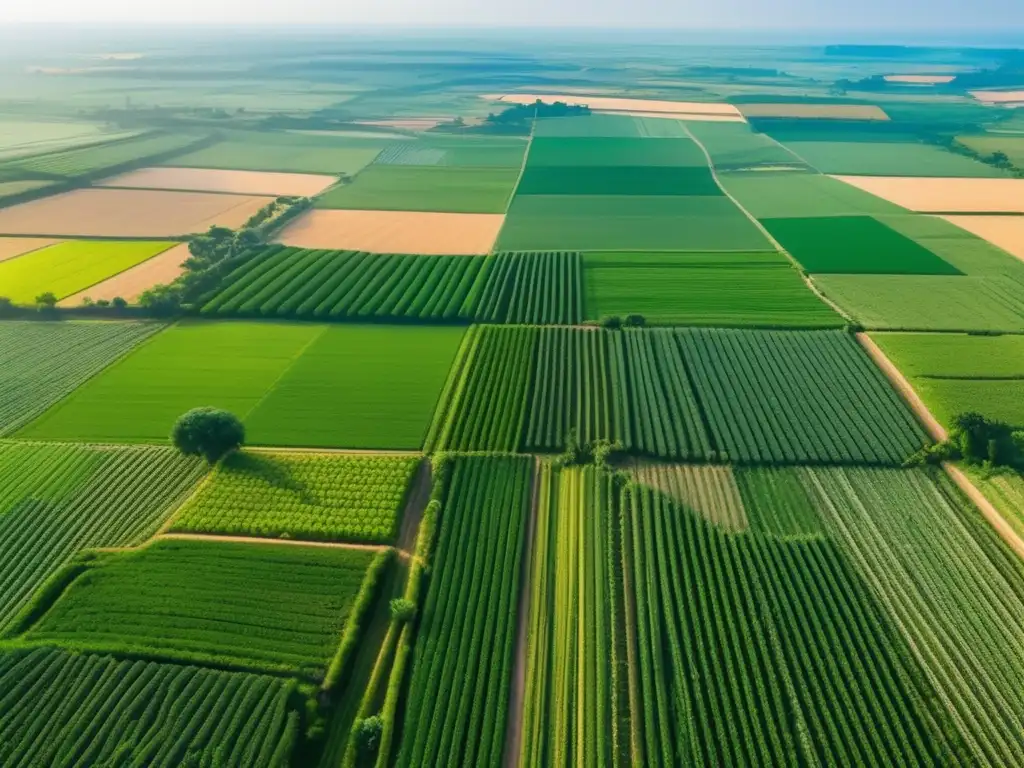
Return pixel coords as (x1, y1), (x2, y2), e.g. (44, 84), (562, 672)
(831, 176), (1024, 214)
(0, 237), (60, 263)
(58, 242), (191, 306)
(942, 215), (1024, 262)
(739, 103), (890, 120)
(99, 166), (336, 197)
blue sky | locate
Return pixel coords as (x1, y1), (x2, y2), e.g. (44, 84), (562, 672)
(1, 0), (1022, 28)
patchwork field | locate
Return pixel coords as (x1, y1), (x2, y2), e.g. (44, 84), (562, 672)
(20, 321), (465, 449)
(0, 240), (177, 304)
(99, 166), (337, 196)
(717, 171), (908, 219)
(0, 236), (58, 263)
(372, 135), (527, 168)
(737, 103), (889, 120)
(473, 251), (583, 324)
(276, 209), (504, 254)
(685, 120), (806, 170)
(942, 215), (1024, 262)
(488, 93), (744, 120)
(0, 188), (274, 237)
(762, 216), (962, 274)
(59, 242), (192, 305)
(1, 132), (202, 180)
(316, 166), (518, 213)
(582, 251), (841, 326)
(957, 134), (1024, 167)
(784, 141), (1006, 176)
(0, 119), (134, 160)
(516, 164), (721, 195)
(831, 175), (1024, 213)
(169, 450), (419, 542)
(525, 136), (707, 166)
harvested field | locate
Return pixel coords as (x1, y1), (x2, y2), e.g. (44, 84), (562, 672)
(486, 93), (743, 117)
(59, 243), (191, 305)
(0, 188), (274, 237)
(884, 74), (956, 83)
(970, 90), (1024, 104)
(737, 103), (889, 120)
(830, 175), (1024, 213)
(942, 215), (1024, 262)
(0, 237), (58, 263)
(98, 166), (336, 196)
(275, 209), (504, 255)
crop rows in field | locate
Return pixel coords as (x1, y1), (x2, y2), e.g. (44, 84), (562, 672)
(3, 132), (204, 180)
(472, 251), (583, 325)
(0, 647), (299, 767)
(0, 320), (162, 437)
(395, 456), (530, 767)
(20, 538), (382, 677)
(170, 450), (418, 543)
(0, 441), (205, 633)
(201, 246), (485, 322)
(435, 327), (924, 464)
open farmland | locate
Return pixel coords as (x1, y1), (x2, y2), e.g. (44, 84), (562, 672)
(372, 134), (527, 167)
(0, 119), (136, 160)
(316, 166), (518, 213)
(0, 240), (177, 304)
(0, 648), (301, 768)
(967, 469), (1024, 540)
(684, 120), (806, 170)
(0, 188), (274, 237)
(58, 242), (192, 305)
(957, 134), (1024, 167)
(830, 175), (1024, 213)
(0, 179), (57, 205)
(169, 450), (419, 542)
(394, 456), (530, 768)
(0, 320), (162, 436)
(582, 251), (842, 326)
(99, 166), (337, 196)
(489, 93), (745, 120)
(942, 215), (1024, 262)
(21, 321), (465, 449)
(717, 170), (909, 219)
(201, 246), (485, 321)
(0, 236), (59, 262)
(473, 251), (583, 324)
(17, 539), (382, 676)
(736, 103), (890, 120)
(783, 141), (1007, 176)
(0, 441), (205, 632)
(276, 209), (504, 254)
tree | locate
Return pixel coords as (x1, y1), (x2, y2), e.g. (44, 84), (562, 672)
(111, 296), (128, 310)
(35, 292), (57, 309)
(171, 407), (245, 463)
(352, 716), (383, 760)
(389, 598), (416, 623)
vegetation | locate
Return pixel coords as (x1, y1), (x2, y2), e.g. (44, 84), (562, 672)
(171, 406), (245, 463)
(315, 166), (518, 213)
(472, 251), (583, 325)
(909, 412), (1024, 468)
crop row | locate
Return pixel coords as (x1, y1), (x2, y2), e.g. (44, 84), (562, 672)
(473, 251), (583, 325)
(169, 450), (419, 543)
(395, 456), (531, 767)
(0, 647), (299, 767)
(0, 441), (206, 634)
(5, 132), (203, 180)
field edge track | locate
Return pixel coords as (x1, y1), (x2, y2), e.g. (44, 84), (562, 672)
(943, 463), (1024, 561)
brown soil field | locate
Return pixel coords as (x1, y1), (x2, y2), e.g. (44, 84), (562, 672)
(58, 242), (191, 306)
(970, 90), (1024, 104)
(99, 167), (336, 197)
(358, 118), (448, 131)
(485, 93), (743, 116)
(274, 209), (504, 255)
(941, 215), (1024, 262)
(0, 188), (275, 237)
(737, 103), (890, 120)
(884, 75), (956, 84)
(0, 236), (60, 263)
(831, 175), (1024, 213)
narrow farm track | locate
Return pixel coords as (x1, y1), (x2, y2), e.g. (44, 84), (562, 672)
(503, 457), (540, 768)
(397, 459), (432, 555)
(943, 462), (1024, 562)
(855, 332), (948, 441)
(156, 532), (391, 552)
(682, 123), (854, 323)
(246, 445), (423, 457)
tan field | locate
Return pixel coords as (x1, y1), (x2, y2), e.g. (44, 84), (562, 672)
(358, 118), (449, 131)
(737, 103), (890, 120)
(0, 188), (275, 237)
(970, 90), (1024, 104)
(620, 110), (745, 123)
(275, 209), (504, 255)
(941, 216), (1024, 262)
(884, 74), (956, 84)
(0, 237), (61, 263)
(831, 175), (1024, 213)
(99, 167), (336, 197)
(484, 93), (743, 117)
(59, 243), (192, 306)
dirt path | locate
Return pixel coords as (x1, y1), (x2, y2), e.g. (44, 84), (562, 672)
(503, 457), (540, 768)
(156, 532), (390, 552)
(943, 463), (1024, 562)
(397, 459), (431, 555)
(246, 446), (422, 457)
(855, 333), (948, 441)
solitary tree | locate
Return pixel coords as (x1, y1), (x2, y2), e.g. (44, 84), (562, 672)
(352, 716), (383, 760)
(389, 598), (416, 624)
(171, 407), (245, 464)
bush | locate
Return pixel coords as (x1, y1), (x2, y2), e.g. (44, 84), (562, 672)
(35, 292), (57, 309)
(906, 412), (1023, 469)
(112, 296), (128, 310)
(352, 715), (383, 759)
(598, 315), (623, 330)
(171, 407), (245, 464)
(389, 598), (416, 623)
(624, 314), (646, 328)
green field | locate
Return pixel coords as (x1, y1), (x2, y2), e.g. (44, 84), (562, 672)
(958, 134), (1024, 167)
(717, 171), (909, 219)
(3, 132), (203, 180)
(473, 251), (583, 324)
(781, 140), (1010, 176)
(373, 135), (527, 168)
(762, 216), (962, 274)
(498, 195), (771, 251)
(582, 251), (841, 326)
(525, 136), (707, 166)
(533, 114), (649, 138)
(0, 179), (57, 203)
(0, 240), (176, 304)
(967, 468), (1024, 540)
(516, 164), (722, 195)
(169, 450), (419, 542)
(879, 213), (1024, 276)
(20, 321), (465, 448)
(685, 120), (807, 170)
(813, 274), (1024, 331)
(316, 166), (518, 212)
(19, 539), (380, 676)
(0, 120), (135, 160)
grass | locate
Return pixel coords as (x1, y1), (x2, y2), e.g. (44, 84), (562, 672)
(913, 378), (1024, 428)
(582, 251), (842, 326)
(19, 538), (379, 676)
(813, 274), (1024, 331)
(782, 140), (1010, 176)
(3, 132), (201, 180)
(0, 240), (176, 304)
(373, 136), (526, 168)
(515, 164), (722, 195)
(958, 134), (1024, 167)
(717, 171), (909, 219)
(533, 114), (646, 138)
(498, 195), (771, 251)
(685, 120), (807, 170)
(525, 137), (707, 166)
(316, 166), (518, 213)
(762, 216), (962, 275)
(966, 467), (1024, 541)
(20, 321), (465, 449)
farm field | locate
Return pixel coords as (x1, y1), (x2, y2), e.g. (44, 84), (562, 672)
(958, 134), (1024, 166)
(942, 215), (1024, 261)
(169, 450), (419, 542)
(684, 120), (807, 170)
(0, 188), (274, 237)
(736, 102), (890, 119)
(58, 242), (192, 305)
(21, 321), (465, 449)
(0, 119), (136, 160)
(525, 136), (707, 166)
(718, 170), (910, 219)
(0, 236), (59, 262)
(582, 251), (842, 325)
(315, 166), (518, 213)
(372, 134), (527, 167)
(830, 175), (1024, 213)
(967, 469), (1024, 540)
(0, 240), (177, 304)
(473, 251), (583, 324)
(0, 648), (301, 768)
(276, 209), (504, 254)
(99, 166), (337, 196)
(491, 93), (745, 119)
(782, 140), (1007, 176)
(0, 179), (57, 204)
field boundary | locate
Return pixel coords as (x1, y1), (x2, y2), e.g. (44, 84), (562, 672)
(491, 114), (536, 253)
(156, 532), (392, 552)
(943, 462), (1024, 561)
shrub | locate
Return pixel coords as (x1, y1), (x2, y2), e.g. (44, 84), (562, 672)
(389, 598), (416, 624)
(598, 315), (623, 330)
(171, 407), (245, 464)
(353, 715), (383, 759)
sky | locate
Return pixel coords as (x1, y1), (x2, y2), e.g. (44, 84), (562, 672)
(0, 0), (1022, 29)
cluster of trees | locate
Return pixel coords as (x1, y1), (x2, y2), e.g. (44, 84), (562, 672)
(946, 137), (1024, 177)
(599, 313), (647, 329)
(909, 412), (1024, 469)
